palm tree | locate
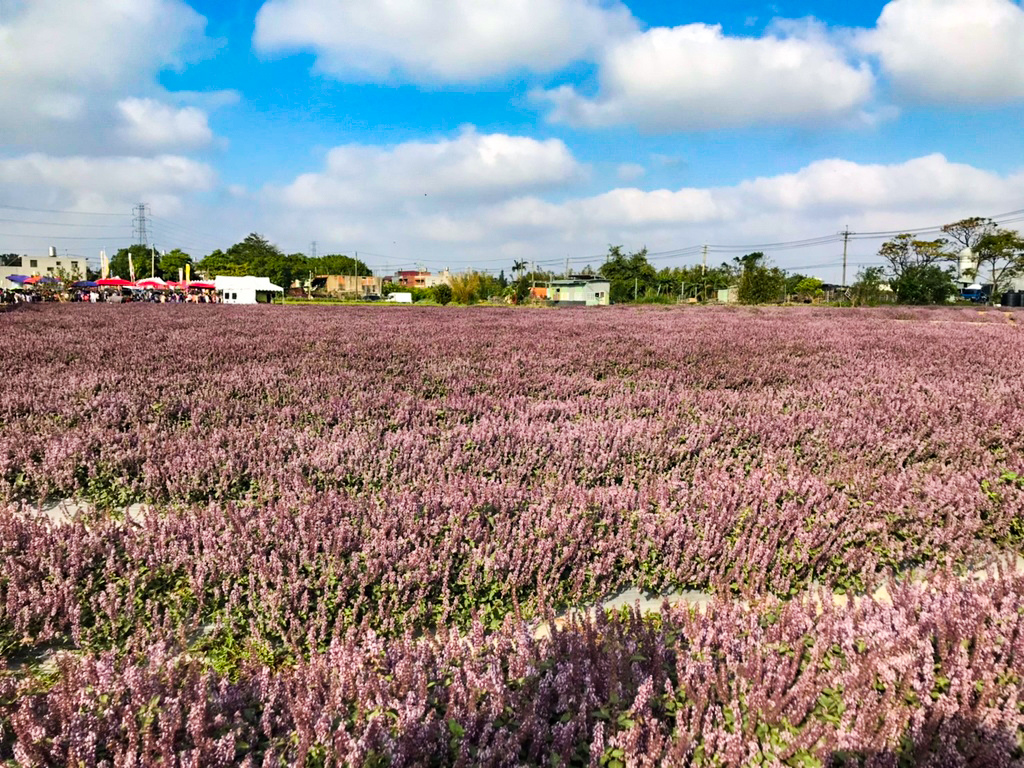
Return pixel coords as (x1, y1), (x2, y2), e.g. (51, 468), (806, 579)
(512, 260), (527, 280)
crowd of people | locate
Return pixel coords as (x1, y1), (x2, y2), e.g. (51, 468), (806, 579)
(1, 287), (220, 305)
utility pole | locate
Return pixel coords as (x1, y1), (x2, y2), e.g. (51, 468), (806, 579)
(702, 244), (708, 275)
(307, 242), (318, 298)
(634, 277), (638, 301)
(150, 245), (155, 279)
(132, 203), (149, 247)
(840, 226), (852, 288)
(565, 256), (570, 278)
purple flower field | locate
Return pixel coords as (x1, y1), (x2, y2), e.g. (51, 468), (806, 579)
(1, 304), (1023, 766)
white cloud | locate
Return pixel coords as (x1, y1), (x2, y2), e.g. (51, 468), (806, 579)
(857, 0), (1024, 104)
(117, 98), (213, 150)
(258, 150), (1024, 282)
(733, 153), (1020, 212)
(541, 22), (875, 130)
(253, 0), (636, 81)
(0, 0), (216, 152)
(0, 154), (216, 216)
(272, 128), (583, 210)
(476, 154), (1024, 237)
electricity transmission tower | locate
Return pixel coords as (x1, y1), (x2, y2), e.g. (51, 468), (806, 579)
(133, 203), (150, 247)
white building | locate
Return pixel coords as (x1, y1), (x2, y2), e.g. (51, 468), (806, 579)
(957, 246), (1024, 294)
(549, 277), (611, 306)
(0, 247), (86, 284)
(215, 275), (283, 304)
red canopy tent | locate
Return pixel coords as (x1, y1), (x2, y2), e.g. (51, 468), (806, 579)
(96, 278), (136, 287)
(187, 282), (216, 290)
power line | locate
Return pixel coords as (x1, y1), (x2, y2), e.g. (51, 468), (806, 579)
(0, 217), (128, 229)
(706, 235), (843, 253)
(841, 226), (852, 288)
(0, 203), (124, 217)
(148, 214), (225, 243)
(0, 232), (126, 241)
(848, 206), (1024, 240)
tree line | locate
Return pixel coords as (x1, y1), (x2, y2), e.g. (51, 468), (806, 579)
(102, 234), (372, 290)
(869, 217), (1024, 305)
(11, 216), (1020, 306)
(594, 216), (1024, 306)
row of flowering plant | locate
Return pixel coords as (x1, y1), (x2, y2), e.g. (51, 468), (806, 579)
(1, 304), (1022, 764)
(3, 572), (1023, 766)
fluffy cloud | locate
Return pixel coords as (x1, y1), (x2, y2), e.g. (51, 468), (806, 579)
(542, 23), (874, 130)
(476, 154), (1024, 240)
(857, 0), (1024, 104)
(253, 0), (636, 81)
(272, 128), (583, 211)
(117, 99), (213, 150)
(260, 149), (1024, 280)
(0, 154), (216, 216)
(0, 0), (214, 151)
(733, 154), (1022, 213)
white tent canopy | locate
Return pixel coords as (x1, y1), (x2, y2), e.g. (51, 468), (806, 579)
(214, 275), (283, 305)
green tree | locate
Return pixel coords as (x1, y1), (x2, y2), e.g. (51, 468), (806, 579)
(850, 266), (887, 307)
(890, 264), (956, 304)
(54, 265), (85, 284)
(970, 230), (1024, 301)
(111, 244), (159, 280)
(478, 273), (505, 301)
(599, 245), (655, 303)
(793, 277), (824, 302)
(308, 254), (371, 277)
(450, 272), (483, 304)
(198, 234), (305, 289)
(784, 273), (808, 297)
(511, 275), (531, 304)
(941, 217), (996, 255)
(196, 249), (248, 278)
(432, 283), (452, 305)
(735, 252), (786, 304)
(159, 249), (192, 280)
(878, 234), (950, 280)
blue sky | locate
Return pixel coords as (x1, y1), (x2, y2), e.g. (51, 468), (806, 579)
(2, 0), (1024, 281)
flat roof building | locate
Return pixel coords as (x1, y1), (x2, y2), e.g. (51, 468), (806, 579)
(549, 277), (610, 306)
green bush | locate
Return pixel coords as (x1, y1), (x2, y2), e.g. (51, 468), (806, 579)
(890, 264), (956, 305)
(432, 284), (452, 305)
